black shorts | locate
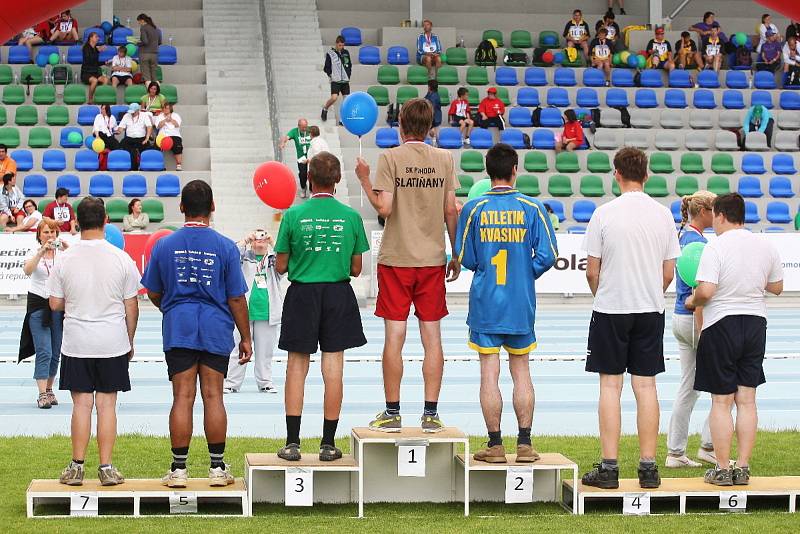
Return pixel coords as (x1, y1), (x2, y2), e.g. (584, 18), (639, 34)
(167, 135), (183, 154)
(80, 71), (102, 85)
(451, 115), (469, 126)
(695, 315), (767, 395)
(480, 116), (505, 130)
(59, 354), (131, 393)
(586, 311), (665, 376)
(279, 281), (367, 354)
(330, 82), (351, 95)
(165, 348), (229, 380)
(111, 74), (132, 84)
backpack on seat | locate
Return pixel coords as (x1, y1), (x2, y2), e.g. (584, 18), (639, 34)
(475, 40), (497, 67)
(503, 48), (528, 67)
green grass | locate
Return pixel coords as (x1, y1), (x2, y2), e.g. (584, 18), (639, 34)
(5, 432), (800, 532)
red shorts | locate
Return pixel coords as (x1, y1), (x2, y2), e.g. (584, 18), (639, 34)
(375, 264), (448, 321)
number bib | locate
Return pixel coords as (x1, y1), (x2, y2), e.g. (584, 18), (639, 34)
(423, 43), (436, 53)
(706, 43), (721, 56)
(594, 44), (610, 59)
(569, 26), (585, 40)
(652, 42), (669, 58)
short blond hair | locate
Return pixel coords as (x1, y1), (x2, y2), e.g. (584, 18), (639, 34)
(35, 217), (60, 244)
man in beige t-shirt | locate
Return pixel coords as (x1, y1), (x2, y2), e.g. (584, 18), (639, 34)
(356, 98), (460, 433)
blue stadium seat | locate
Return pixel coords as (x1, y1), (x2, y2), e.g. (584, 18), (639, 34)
(753, 71), (777, 89)
(664, 89), (687, 109)
(516, 87), (540, 106)
(539, 107), (563, 127)
(376, 128), (400, 148)
(107, 150), (132, 171)
(508, 107), (532, 127)
(738, 176), (764, 197)
(10, 150), (33, 171)
(545, 199), (565, 221)
(111, 105), (128, 121)
(772, 153), (797, 174)
(697, 70), (720, 88)
(36, 45), (59, 59)
(495, 67), (518, 86)
(745, 201), (760, 223)
(42, 150), (67, 171)
(582, 68), (605, 87)
(576, 88), (599, 108)
(670, 200), (682, 222)
(751, 90), (773, 109)
(75, 150), (99, 171)
(341, 27), (362, 46)
(77, 105), (100, 125)
(99, 48), (116, 63)
(122, 174), (148, 197)
(546, 88), (569, 107)
(763, 226), (786, 233)
(8, 45), (31, 64)
(567, 225), (586, 234)
(722, 90), (745, 109)
(572, 200), (596, 223)
(155, 174), (181, 197)
(358, 46), (381, 65)
(725, 71), (748, 89)
(59, 127), (85, 148)
(139, 150), (165, 172)
(89, 174), (114, 197)
(23, 174), (48, 197)
(668, 70), (692, 88)
(83, 27), (106, 43)
(742, 153), (766, 174)
(158, 45), (178, 65)
(524, 67), (547, 86)
(606, 88), (628, 107)
(67, 45), (83, 64)
(554, 68), (576, 87)
(639, 70), (664, 88)
(499, 128), (526, 149)
(769, 176), (794, 197)
(532, 129), (555, 149)
(469, 128), (493, 149)
(56, 174), (80, 196)
(693, 89), (716, 109)
(438, 127), (463, 148)
(386, 46), (409, 65)
(635, 89), (658, 108)
(611, 69), (634, 87)
(112, 27), (134, 46)
(766, 201), (792, 223)
(780, 92), (800, 110)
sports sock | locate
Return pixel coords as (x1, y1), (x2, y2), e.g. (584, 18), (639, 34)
(385, 401), (400, 416)
(208, 442), (225, 469)
(321, 418), (338, 447)
(601, 458), (619, 471)
(639, 458), (656, 469)
(517, 427), (532, 446)
(286, 415), (301, 445)
(488, 431), (503, 448)
(423, 401), (438, 417)
(72, 459), (84, 465)
(171, 446), (189, 471)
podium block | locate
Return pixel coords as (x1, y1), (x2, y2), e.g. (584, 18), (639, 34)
(351, 427), (469, 517)
(455, 453), (578, 514)
(26, 478), (247, 518)
(245, 453), (360, 515)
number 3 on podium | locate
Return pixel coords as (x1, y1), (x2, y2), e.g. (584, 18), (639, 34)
(285, 468), (313, 507)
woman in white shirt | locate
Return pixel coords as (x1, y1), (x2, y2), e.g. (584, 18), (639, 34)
(93, 104), (120, 150)
(108, 46), (134, 88)
(0, 173), (24, 230)
(306, 125), (330, 162)
(156, 103), (184, 171)
(122, 198), (150, 232)
(6, 199), (42, 233)
(20, 218), (67, 409)
(757, 14), (780, 53)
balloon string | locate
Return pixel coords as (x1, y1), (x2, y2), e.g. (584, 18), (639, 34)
(359, 136), (364, 207)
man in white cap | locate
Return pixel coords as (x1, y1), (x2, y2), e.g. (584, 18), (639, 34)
(116, 102), (153, 171)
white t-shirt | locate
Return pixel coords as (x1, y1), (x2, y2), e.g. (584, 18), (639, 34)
(156, 112), (182, 138)
(306, 136), (330, 161)
(22, 210), (42, 230)
(93, 114), (118, 137)
(111, 55), (133, 77)
(695, 228), (783, 330)
(118, 112), (152, 138)
(757, 23), (778, 52)
(582, 191), (681, 314)
(46, 239), (141, 358)
(28, 251), (56, 298)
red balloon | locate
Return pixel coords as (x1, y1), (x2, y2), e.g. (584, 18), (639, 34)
(754, 0), (800, 22)
(542, 51), (554, 64)
(144, 229), (173, 262)
(160, 136), (174, 151)
(639, 50), (649, 57)
(253, 161), (297, 209)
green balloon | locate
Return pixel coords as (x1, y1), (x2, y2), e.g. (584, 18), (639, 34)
(67, 131), (83, 144)
(677, 241), (706, 288)
(126, 43), (137, 56)
(612, 53), (621, 66)
(637, 54), (646, 69)
(467, 178), (491, 200)
(734, 32), (747, 47)
(48, 53), (59, 65)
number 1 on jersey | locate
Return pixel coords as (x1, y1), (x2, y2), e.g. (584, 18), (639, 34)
(491, 249), (508, 285)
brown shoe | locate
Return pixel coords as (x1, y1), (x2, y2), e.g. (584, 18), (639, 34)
(473, 444), (507, 463)
(515, 444), (540, 463)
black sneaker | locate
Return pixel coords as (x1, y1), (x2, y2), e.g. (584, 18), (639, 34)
(638, 464), (661, 489)
(321, 108), (328, 122)
(278, 443), (301, 461)
(704, 466), (733, 486)
(732, 466), (750, 485)
(620, 8), (626, 15)
(581, 463), (619, 489)
(319, 444), (343, 462)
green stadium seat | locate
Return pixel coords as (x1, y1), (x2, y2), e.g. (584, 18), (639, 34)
(28, 127), (53, 148)
(3, 85), (25, 105)
(156, 65), (163, 82)
(502, 47), (527, 67)
(63, 84), (87, 105)
(466, 66), (489, 86)
(680, 153), (705, 174)
(397, 86), (419, 105)
(510, 30), (533, 48)
(0, 106), (6, 125)
(38, 199), (53, 212)
(612, 179), (621, 196)
(649, 152), (674, 174)
(106, 199), (129, 222)
(711, 153), (735, 174)
(561, 51), (585, 68)
(548, 174), (573, 196)
(644, 175), (669, 197)
(367, 86), (389, 106)
(460, 150), (485, 172)
(436, 66), (459, 85)
(586, 152), (611, 173)
(445, 47), (467, 66)
(46, 105), (70, 126)
(524, 151), (549, 172)
(555, 152), (580, 173)
(579, 175), (605, 197)
(71, 198), (81, 212)
(93, 85), (117, 105)
(0, 66), (12, 85)
(437, 87), (450, 106)
(161, 84), (178, 104)
(456, 174), (474, 197)
(20, 65), (43, 85)
(538, 31), (560, 47)
(124, 85), (147, 104)
(142, 199), (165, 222)
(707, 175), (731, 195)
(516, 174), (540, 196)
(467, 87), (479, 106)
(482, 29), (504, 47)
(378, 65), (400, 85)
(0, 127), (21, 148)
(675, 175), (699, 196)
(14, 105), (38, 126)
(32, 85), (56, 105)
(495, 86), (510, 106)
(407, 65), (429, 84)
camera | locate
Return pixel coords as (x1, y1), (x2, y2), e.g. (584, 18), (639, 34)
(254, 231), (267, 241)
(51, 239), (63, 249)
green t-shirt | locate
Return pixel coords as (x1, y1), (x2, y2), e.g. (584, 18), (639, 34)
(274, 196), (369, 283)
(549, 212), (560, 231)
(248, 254), (269, 321)
(286, 127), (312, 158)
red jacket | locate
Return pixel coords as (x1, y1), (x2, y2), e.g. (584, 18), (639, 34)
(478, 97), (505, 118)
(562, 121), (584, 146)
(448, 98), (471, 118)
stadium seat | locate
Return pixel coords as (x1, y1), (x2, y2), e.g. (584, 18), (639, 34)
(644, 175), (669, 197)
(103, 198), (127, 222)
(495, 67), (518, 86)
(63, 84), (87, 105)
(340, 27), (362, 46)
(654, 131), (678, 151)
(407, 66), (429, 85)
(719, 110), (744, 129)
(460, 150), (485, 172)
(89, 174), (114, 197)
(707, 175), (731, 194)
(387, 46), (409, 65)
(124, 85), (147, 105)
(632, 71), (661, 89)
(469, 128), (493, 149)
(508, 107), (532, 127)
(775, 131), (800, 152)
(19, 65), (42, 85)
(14, 106), (37, 126)
(437, 87), (451, 106)
(445, 47), (467, 66)
(670, 200), (682, 222)
(152, 174), (179, 197)
(510, 30), (533, 48)
(711, 153), (736, 174)
(32, 85), (56, 105)
(123, 174), (148, 197)
(725, 71), (748, 89)
(753, 71), (777, 89)
(83, 27), (106, 43)
(680, 153), (705, 174)
(75, 150), (99, 171)
(42, 149), (67, 171)
(0, 107), (6, 126)
(436, 66), (459, 85)
(56, 174), (80, 196)
(378, 65), (400, 85)
(455, 175), (474, 197)
(778, 112), (800, 130)
(722, 90), (745, 109)
(160, 85), (178, 104)
(685, 131), (710, 151)
(751, 90), (774, 109)
(766, 201), (791, 223)
(576, 88), (599, 108)
(738, 176), (764, 197)
(0, 66), (11, 85)
(546, 88), (569, 107)
(7, 45), (31, 64)
(517, 87), (540, 107)
(538, 30), (559, 47)
(524, 67), (547, 86)
(742, 153), (766, 174)
(635, 89), (658, 108)
(112, 26), (134, 46)
(494, 87), (510, 106)
(375, 128), (400, 148)
(668, 70), (692, 88)
(769, 176), (794, 197)
(579, 175), (604, 196)
(516, 174), (540, 196)
(396, 86), (418, 105)
(664, 89), (687, 108)
(524, 151), (548, 172)
(59, 127), (84, 148)
(582, 68), (605, 87)
(367, 86), (389, 106)
(500, 128), (525, 149)
(357, 46), (380, 65)
(467, 87), (480, 106)
(555, 152), (580, 173)
(593, 129), (620, 150)
(44, 105), (69, 126)
(532, 129), (555, 149)
(0, 126), (20, 148)
(772, 154), (797, 174)
(572, 200), (596, 222)
(548, 174), (573, 196)
(158, 45), (177, 65)
(466, 66), (489, 86)
(3, 85), (25, 105)
(745, 201), (760, 223)
(28, 127), (52, 148)
(649, 152), (674, 174)
(66, 44), (83, 64)
(611, 69), (634, 88)
(675, 175), (699, 196)
(693, 90), (716, 109)
(697, 70), (720, 88)
(780, 92), (800, 110)
(438, 128), (463, 149)
(584, 152), (610, 174)
(10, 150), (32, 171)
(554, 68), (576, 87)
(689, 110), (713, 129)
(107, 150), (132, 171)
(23, 174), (47, 197)
(659, 109), (684, 129)
(539, 107), (563, 127)
(545, 199), (565, 222)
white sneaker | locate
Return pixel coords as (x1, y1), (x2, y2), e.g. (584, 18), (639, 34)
(463, 137), (471, 145)
(209, 464), (234, 486)
(223, 387), (237, 394)
(161, 467), (188, 488)
(697, 447), (717, 465)
(175, 164), (182, 171)
(665, 454), (702, 468)
(259, 386), (279, 394)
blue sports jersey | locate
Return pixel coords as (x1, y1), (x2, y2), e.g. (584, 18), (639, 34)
(455, 187), (558, 334)
(674, 227), (707, 315)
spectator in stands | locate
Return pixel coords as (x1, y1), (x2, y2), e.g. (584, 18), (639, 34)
(589, 28), (613, 86)
(82, 32), (109, 105)
(788, 21), (800, 41)
(0, 173), (24, 230)
(20, 217), (66, 409)
(18, 26), (46, 53)
(49, 10), (79, 43)
(544, 203), (560, 231)
(478, 88), (505, 130)
(306, 125), (329, 162)
(417, 19), (443, 80)
(690, 11), (722, 41)
(0, 144), (16, 179)
(425, 80), (442, 146)
(136, 13), (161, 86)
(117, 103), (154, 171)
(43, 188), (77, 234)
(108, 46), (134, 88)
(563, 9), (591, 61)
(448, 87), (474, 145)
(555, 109), (584, 153)
(93, 105), (120, 151)
(607, 1), (625, 16)
(737, 104), (774, 149)
(141, 82), (167, 115)
(758, 30), (783, 72)
(123, 199), (149, 232)
(675, 31), (703, 71)
(156, 103), (183, 171)
(646, 26), (675, 72)
(321, 36), (352, 123)
(6, 199), (42, 233)
(702, 26), (725, 72)
(758, 14), (780, 54)
(279, 119), (312, 199)
(784, 35), (800, 85)
(595, 12), (624, 53)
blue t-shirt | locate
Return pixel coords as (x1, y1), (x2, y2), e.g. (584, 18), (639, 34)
(425, 91), (442, 126)
(674, 228), (707, 315)
(141, 226), (248, 356)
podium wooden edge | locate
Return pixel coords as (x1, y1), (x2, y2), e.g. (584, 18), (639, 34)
(245, 453), (360, 471)
(455, 453), (578, 470)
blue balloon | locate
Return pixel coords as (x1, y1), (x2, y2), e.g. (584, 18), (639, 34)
(101, 21), (113, 34)
(340, 91), (379, 137)
(35, 54), (48, 67)
(104, 224), (125, 249)
(627, 54), (639, 68)
(84, 135), (95, 149)
(553, 52), (565, 64)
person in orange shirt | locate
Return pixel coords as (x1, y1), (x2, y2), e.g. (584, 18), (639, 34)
(555, 109), (584, 152)
(477, 88), (505, 130)
(0, 144), (16, 177)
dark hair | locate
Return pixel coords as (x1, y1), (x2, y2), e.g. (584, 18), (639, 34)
(427, 79), (438, 92)
(335, 35), (345, 44)
(137, 13), (157, 28)
(613, 147), (648, 183)
(457, 87), (468, 97)
(605, 11), (615, 20)
(309, 125), (320, 137)
(597, 28), (608, 35)
(681, 31), (691, 38)
(2, 173), (13, 186)
(573, 9), (582, 15)
(762, 13), (770, 23)
(544, 203), (554, 213)
(118, 45), (127, 54)
(713, 193), (745, 224)
(564, 109), (577, 122)
(399, 98), (433, 140)
(128, 198), (141, 214)
(101, 104), (112, 116)
(181, 180), (213, 218)
(703, 11), (714, 22)
(308, 151), (341, 188)
(76, 196), (107, 231)
(55, 187), (69, 199)
(0, 143), (6, 153)
(485, 143), (518, 182)
(148, 81), (161, 94)
(23, 199), (36, 211)
(84, 32), (99, 50)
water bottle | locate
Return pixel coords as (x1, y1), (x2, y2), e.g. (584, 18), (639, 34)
(459, 35), (465, 48)
(126, 17), (131, 27)
(13, 74), (18, 85)
(169, 35), (174, 46)
(396, 50), (400, 63)
(61, 52), (66, 64)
